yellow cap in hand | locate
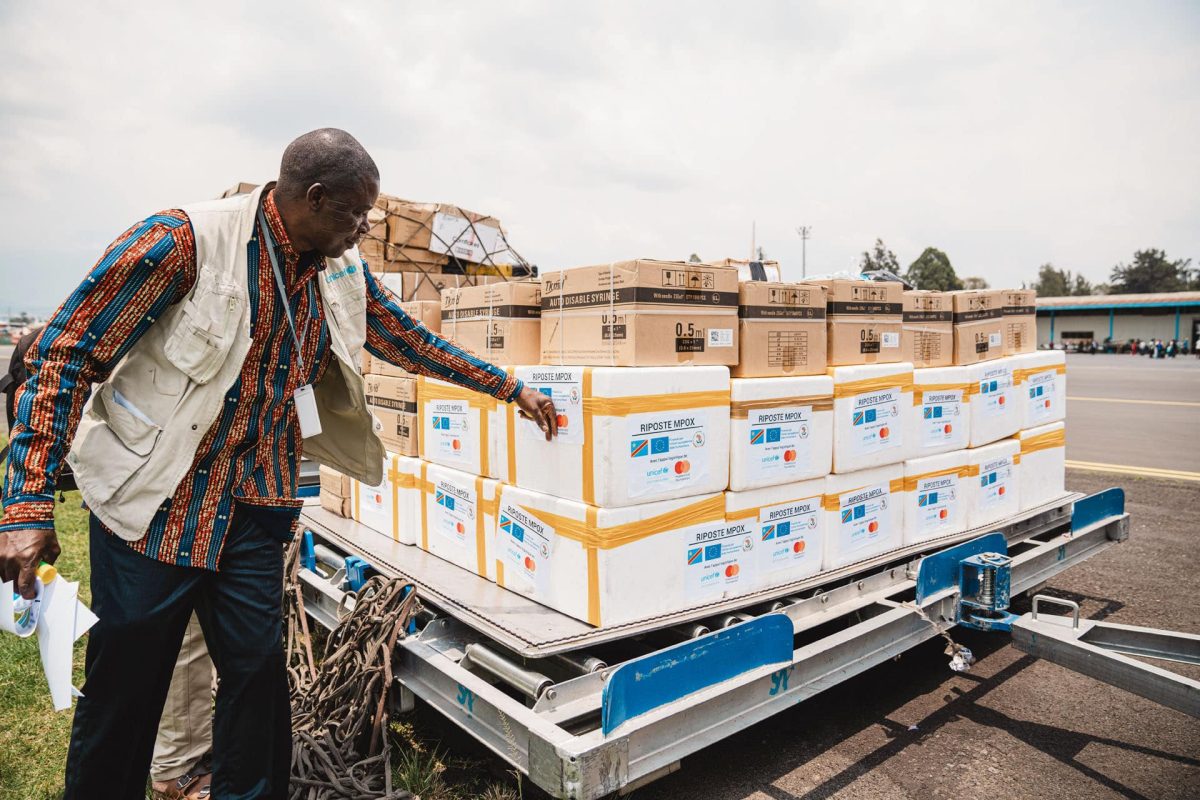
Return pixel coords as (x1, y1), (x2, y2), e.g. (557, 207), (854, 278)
(36, 563), (57, 584)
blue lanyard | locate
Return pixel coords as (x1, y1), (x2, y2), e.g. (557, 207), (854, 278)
(256, 203), (307, 375)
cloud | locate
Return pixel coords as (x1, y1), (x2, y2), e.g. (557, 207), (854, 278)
(1, 0), (1197, 313)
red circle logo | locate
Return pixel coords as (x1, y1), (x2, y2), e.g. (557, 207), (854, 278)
(451, 439), (462, 450)
(524, 556), (536, 571)
(793, 540), (806, 553)
(725, 564), (740, 578)
(879, 426), (890, 439)
(868, 521), (879, 533)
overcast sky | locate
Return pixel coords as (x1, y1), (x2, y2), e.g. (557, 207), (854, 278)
(2, 1), (1197, 314)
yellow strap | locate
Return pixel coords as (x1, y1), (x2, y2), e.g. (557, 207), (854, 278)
(902, 465), (970, 491)
(586, 507), (600, 626)
(419, 461), (429, 550)
(582, 368), (596, 505)
(912, 382), (974, 406)
(495, 559), (505, 587)
(587, 389), (729, 417)
(1013, 453), (1021, 465)
(822, 478), (906, 511)
(506, 394), (517, 483)
(474, 476), (487, 577)
(1012, 364), (1067, 383)
(831, 374), (914, 399)
(388, 457), (400, 543)
(730, 395), (833, 418)
(725, 492), (823, 522)
(417, 376), (426, 460)
(517, 493), (725, 550)
(964, 464), (980, 477)
(352, 477), (361, 521)
(1020, 427), (1066, 454)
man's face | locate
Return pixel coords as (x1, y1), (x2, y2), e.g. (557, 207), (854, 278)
(306, 175), (380, 259)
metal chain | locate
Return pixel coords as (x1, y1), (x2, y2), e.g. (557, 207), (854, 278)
(284, 536), (423, 799)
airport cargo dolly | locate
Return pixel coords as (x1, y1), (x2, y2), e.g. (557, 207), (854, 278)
(295, 487), (1199, 798)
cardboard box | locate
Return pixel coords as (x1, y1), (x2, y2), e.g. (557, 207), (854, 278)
(376, 271), (505, 303)
(708, 258), (783, 283)
(365, 374), (418, 456)
(441, 281), (541, 365)
(361, 352), (414, 380)
(319, 488), (352, 518)
(540, 260), (739, 366)
(901, 290), (953, 368)
(385, 198), (505, 265)
(732, 281), (827, 377)
(1000, 288), (1037, 355)
(812, 279), (904, 366)
(397, 300), (441, 334)
(950, 290), (1005, 365)
(318, 465), (352, 498)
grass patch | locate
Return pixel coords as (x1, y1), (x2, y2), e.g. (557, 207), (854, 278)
(0, 434), (91, 799)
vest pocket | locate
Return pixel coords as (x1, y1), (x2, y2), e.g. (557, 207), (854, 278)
(74, 384), (164, 504)
(164, 276), (242, 384)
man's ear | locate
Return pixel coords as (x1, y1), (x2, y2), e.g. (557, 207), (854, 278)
(305, 183), (327, 213)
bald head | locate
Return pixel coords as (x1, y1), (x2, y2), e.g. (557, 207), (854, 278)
(277, 128), (379, 200)
(272, 128), (380, 259)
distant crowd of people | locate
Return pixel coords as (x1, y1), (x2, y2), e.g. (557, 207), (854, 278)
(1041, 338), (1194, 357)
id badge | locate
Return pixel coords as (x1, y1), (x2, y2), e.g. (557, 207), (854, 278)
(294, 385), (322, 438)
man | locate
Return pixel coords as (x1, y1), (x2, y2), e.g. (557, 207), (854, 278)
(0, 128), (557, 798)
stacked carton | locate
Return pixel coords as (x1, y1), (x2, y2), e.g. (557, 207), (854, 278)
(316, 246), (1068, 630)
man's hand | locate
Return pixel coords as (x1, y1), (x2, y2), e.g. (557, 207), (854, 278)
(0, 528), (61, 599)
(514, 385), (559, 441)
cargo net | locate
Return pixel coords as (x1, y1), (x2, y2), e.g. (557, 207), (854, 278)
(284, 536), (422, 799)
(360, 194), (535, 301)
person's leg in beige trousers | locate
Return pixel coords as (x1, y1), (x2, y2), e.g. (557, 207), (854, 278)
(150, 613), (215, 789)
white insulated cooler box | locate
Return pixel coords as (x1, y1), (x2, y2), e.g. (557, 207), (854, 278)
(509, 366), (730, 508)
(968, 357), (1021, 447)
(351, 454), (421, 545)
(902, 451), (970, 546)
(829, 363), (914, 473)
(494, 485), (727, 626)
(725, 478), (826, 592)
(1012, 350), (1066, 429)
(909, 365), (972, 457)
(822, 464), (904, 570)
(729, 376), (833, 491)
(418, 462), (500, 581)
(418, 374), (513, 482)
(1016, 422), (1066, 510)
(966, 439), (1020, 529)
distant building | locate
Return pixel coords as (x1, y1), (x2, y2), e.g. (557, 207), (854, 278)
(1036, 292), (1200, 347)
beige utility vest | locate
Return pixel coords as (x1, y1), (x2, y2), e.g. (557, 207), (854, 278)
(68, 184), (384, 541)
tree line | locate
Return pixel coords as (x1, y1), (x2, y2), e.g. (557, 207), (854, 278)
(859, 240), (1198, 295)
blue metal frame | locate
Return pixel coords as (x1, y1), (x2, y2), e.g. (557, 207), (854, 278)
(601, 614), (794, 735)
(1037, 301), (1200, 312)
(915, 532), (1007, 604)
(1071, 487), (1124, 533)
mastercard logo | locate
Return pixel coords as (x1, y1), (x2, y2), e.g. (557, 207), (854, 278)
(1044, 400), (1051, 408)
(868, 521), (879, 533)
(944, 424), (953, 434)
(455, 522), (465, 534)
(783, 449), (797, 463)
(724, 564), (740, 578)
(998, 397), (1006, 405)
(879, 427), (889, 439)
(556, 414), (569, 428)
(793, 540), (805, 553)
(675, 460), (691, 475)
(451, 439), (462, 451)
(524, 555), (536, 571)
(939, 509), (948, 519)
(998, 486), (1006, 495)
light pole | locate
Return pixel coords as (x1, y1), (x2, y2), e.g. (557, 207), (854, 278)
(795, 226), (811, 278)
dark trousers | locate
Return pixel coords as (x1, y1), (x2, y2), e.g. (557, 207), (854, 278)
(64, 507), (291, 799)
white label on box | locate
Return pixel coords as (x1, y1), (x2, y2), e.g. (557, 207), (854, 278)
(913, 474), (960, 537)
(745, 405), (813, 482)
(849, 388), (902, 456)
(685, 522), (751, 601)
(428, 211), (502, 264)
(977, 365), (1013, 417)
(837, 482), (891, 555)
(757, 497), (821, 573)
(626, 411), (709, 499)
(1026, 370), (1057, 425)
(519, 368), (584, 445)
(498, 503), (553, 594)
(707, 328), (734, 348)
(988, 332), (1003, 348)
(431, 478), (476, 546)
(920, 389), (966, 449)
(425, 398), (476, 466)
(881, 332), (900, 348)
(978, 457), (1014, 510)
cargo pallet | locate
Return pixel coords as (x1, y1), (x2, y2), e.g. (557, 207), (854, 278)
(296, 488), (1199, 799)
